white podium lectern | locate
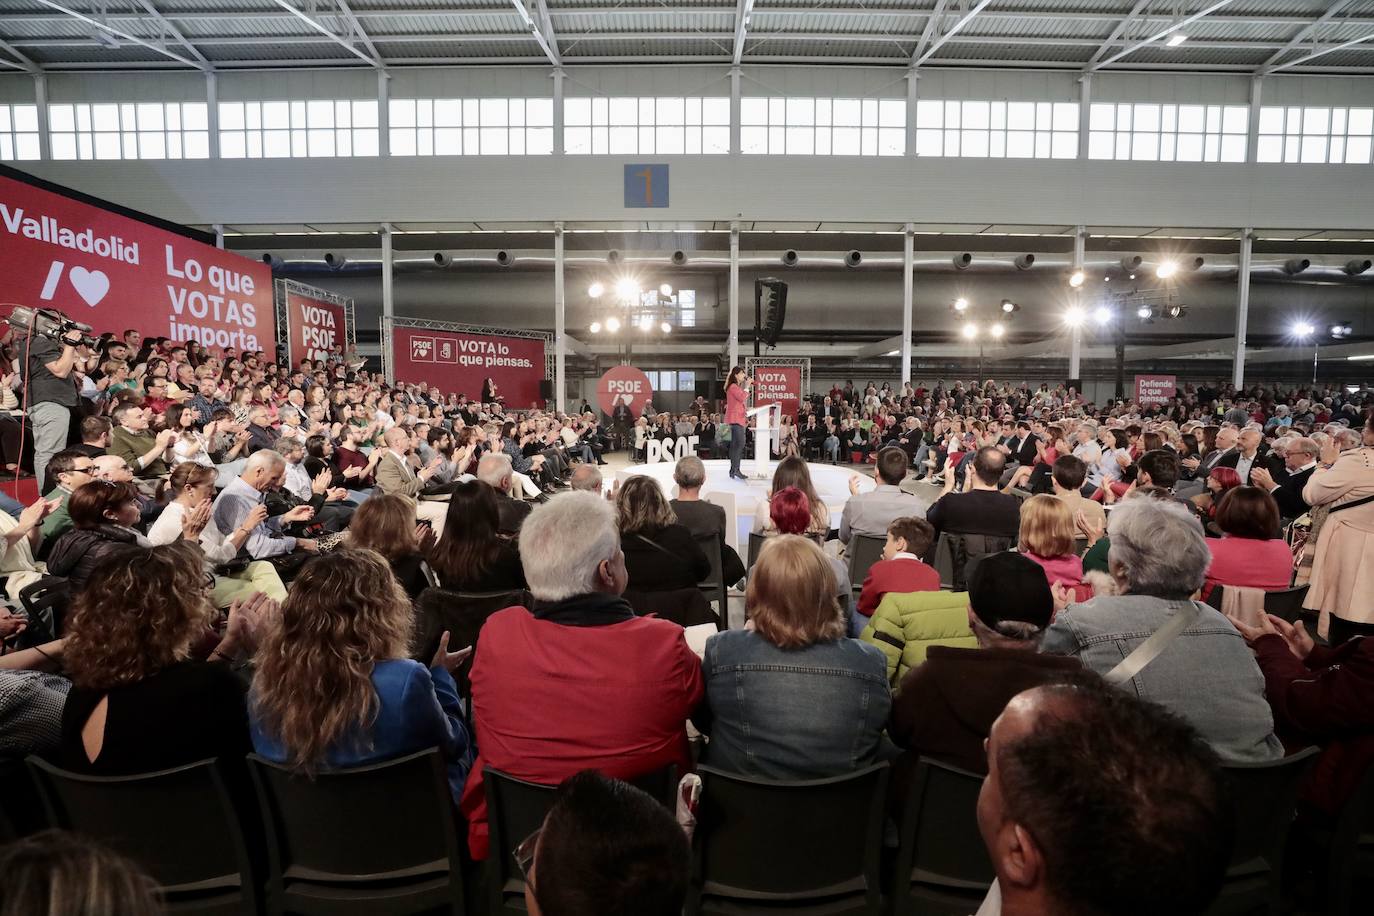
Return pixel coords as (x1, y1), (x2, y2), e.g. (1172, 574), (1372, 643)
(747, 402), (780, 480)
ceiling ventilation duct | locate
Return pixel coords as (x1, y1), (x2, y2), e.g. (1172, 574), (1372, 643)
(952, 252), (973, 270)
(844, 250), (863, 268)
(434, 252), (453, 268)
(1283, 258), (1311, 276)
(1188, 257), (1205, 271)
(1119, 255), (1143, 271)
(323, 253), (347, 269)
(495, 250), (513, 268)
(671, 249), (688, 266)
(1343, 259), (1372, 276)
(1013, 254), (1035, 270)
(607, 250), (623, 266)
(261, 254), (283, 270)
(780, 250), (799, 267)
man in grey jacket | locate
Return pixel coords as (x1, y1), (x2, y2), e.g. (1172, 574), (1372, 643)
(839, 447), (927, 546)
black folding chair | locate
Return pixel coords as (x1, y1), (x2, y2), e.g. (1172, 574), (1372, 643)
(1327, 757), (1374, 916)
(687, 763), (888, 915)
(1263, 585), (1310, 623)
(27, 756), (261, 915)
(18, 575), (70, 642)
(248, 749), (465, 916)
(747, 532), (766, 569)
(413, 587), (531, 697)
(1208, 746), (1320, 916)
(845, 534), (887, 605)
(623, 587), (720, 629)
(890, 758), (994, 916)
(694, 531), (727, 627)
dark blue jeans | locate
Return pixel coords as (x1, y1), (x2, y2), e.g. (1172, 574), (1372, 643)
(729, 423), (745, 476)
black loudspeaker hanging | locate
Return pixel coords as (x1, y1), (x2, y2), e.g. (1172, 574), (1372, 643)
(539, 379), (555, 400)
(754, 278), (789, 353)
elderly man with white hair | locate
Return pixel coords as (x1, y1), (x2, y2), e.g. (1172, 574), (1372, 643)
(478, 452), (533, 534)
(1041, 495), (1282, 763)
(457, 491), (704, 860)
(374, 425), (449, 534)
(212, 449), (318, 560)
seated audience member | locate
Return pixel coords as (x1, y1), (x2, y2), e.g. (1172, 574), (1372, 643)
(251, 549), (473, 802)
(1250, 435), (1319, 519)
(0, 498), (55, 601)
(71, 415), (113, 458)
(373, 426), (449, 533)
(243, 405), (279, 455)
(459, 492), (704, 859)
(108, 404), (176, 480)
(1042, 497), (1284, 762)
(428, 480), (526, 593)
(977, 681), (1232, 916)
(212, 450), (319, 561)
(700, 534), (888, 778)
(147, 463), (287, 605)
(1017, 494), (1085, 589)
(0, 635), (68, 761)
(0, 830), (164, 916)
(46, 482), (154, 591)
(59, 543), (271, 775)
(1204, 486), (1294, 598)
(890, 552), (1079, 775)
(840, 447), (924, 544)
(39, 449), (96, 542)
(275, 436), (354, 533)
(753, 456), (832, 539)
(926, 446), (1021, 541)
(1191, 465), (1243, 528)
(1230, 611), (1374, 821)
(767, 486), (855, 627)
(477, 452), (532, 535)
(616, 475), (711, 592)
(345, 493), (435, 600)
(856, 515), (939, 619)
(519, 771), (689, 916)
(569, 462), (603, 493)
(1049, 454), (1106, 532)
(670, 456), (726, 539)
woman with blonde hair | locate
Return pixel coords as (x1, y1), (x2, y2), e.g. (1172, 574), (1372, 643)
(698, 535), (889, 778)
(345, 493), (434, 599)
(250, 549), (473, 800)
(1018, 494), (1084, 588)
(751, 455), (831, 537)
(616, 475), (710, 592)
(59, 542), (271, 775)
(0, 831), (163, 916)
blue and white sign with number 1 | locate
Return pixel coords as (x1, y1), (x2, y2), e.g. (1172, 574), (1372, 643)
(624, 163), (669, 208)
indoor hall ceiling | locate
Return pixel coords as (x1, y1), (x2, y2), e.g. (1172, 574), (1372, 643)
(1, 1), (1372, 74)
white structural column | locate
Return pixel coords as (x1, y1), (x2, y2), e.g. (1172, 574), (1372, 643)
(381, 222), (395, 384)
(728, 221), (740, 370)
(1077, 75), (1091, 159)
(213, 224), (224, 249)
(554, 221), (566, 413)
(377, 70), (390, 157)
(1233, 229), (1253, 388)
(1070, 225), (1085, 380)
(1246, 76), (1262, 164)
(206, 72), (220, 159)
(904, 68), (918, 157)
(33, 73), (49, 161)
(552, 68), (564, 155)
(901, 223), (914, 384)
(729, 67), (741, 154)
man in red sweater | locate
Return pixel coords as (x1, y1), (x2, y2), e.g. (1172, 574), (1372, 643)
(856, 516), (941, 618)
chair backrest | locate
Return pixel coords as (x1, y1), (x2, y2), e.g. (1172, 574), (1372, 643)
(247, 750), (462, 899)
(892, 757), (993, 914)
(690, 763), (888, 912)
(747, 531), (766, 568)
(694, 531), (727, 625)
(623, 587), (720, 629)
(1263, 585), (1310, 624)
(414, 586), (531, 696)
(1206, 583), (1226, 611)
(1327, 752), (1374, 916)
(847, 534), (888, 597)
(26, 756), (258, 904)
(702, 490), (739, 553)
(19, 575), (70, 641)
(1220, 746), (1320, 886)
(934, 533), (1014, 592)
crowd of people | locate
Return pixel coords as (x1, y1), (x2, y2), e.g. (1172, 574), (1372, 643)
(1, 317), (1373, 915)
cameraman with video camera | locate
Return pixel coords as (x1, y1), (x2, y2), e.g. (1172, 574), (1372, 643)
(17, 313), (87, 493)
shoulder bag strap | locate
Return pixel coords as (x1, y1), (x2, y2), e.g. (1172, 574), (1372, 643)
(636, 533), (680, 559)
(1104, 601), (1203, 686)
(1329, 492), (1374, 516)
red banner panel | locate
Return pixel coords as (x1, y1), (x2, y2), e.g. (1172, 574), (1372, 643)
(596, 365), (654, 417)
(285, 289), (348, 366)
(391, 326), (545, 407)
(753, 365), (802, 419)
(0, 172), (274, 352)
(1134, 374), (1177, 406)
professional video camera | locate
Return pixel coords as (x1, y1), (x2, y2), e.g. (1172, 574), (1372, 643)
(5, 306), (100, 349)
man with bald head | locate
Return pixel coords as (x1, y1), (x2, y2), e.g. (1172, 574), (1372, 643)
(375, 425), (449, 533)
(974, 680), (1232, 916)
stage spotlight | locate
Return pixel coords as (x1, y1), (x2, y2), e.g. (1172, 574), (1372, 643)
(660, 321), (672, 334)
(1156, 260), (1179, 279)
(1128, 273), (1136, 280)
(588, 282), (605, 299)
(1137, 305), (1154, 320)
(1165, 32), (1188, 47)
(1292, 321), (1315, 338)
(1094, 306), (1114, 326)
(615, 277), (641, 300)
(1068, 270), (1085, 288)
(961, 322), (979, 340)
(659, 283), (673, 297)
(1167, 304), (1189, 319)
(589, 321), (602, 334)
(953, 297), (970, 312)
(639, 316), (655, 331)
(1000, 299), (1019, 313)
(1330, 323), (1353, 339)
(989, 322), (1005, 339)
(1063, 307), (1086, 328)
(605, 316), (621, 332)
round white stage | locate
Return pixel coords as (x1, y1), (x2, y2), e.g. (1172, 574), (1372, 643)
(616, 458), (876, 548)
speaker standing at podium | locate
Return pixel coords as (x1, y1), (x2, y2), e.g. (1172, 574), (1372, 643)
(725, 366), (750, 481)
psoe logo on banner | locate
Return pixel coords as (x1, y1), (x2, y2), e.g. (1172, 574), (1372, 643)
(437, 339), (456, 363)
(410, 336), (436, 362)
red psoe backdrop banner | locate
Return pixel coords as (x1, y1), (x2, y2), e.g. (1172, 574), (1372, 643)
(0, 171), (274, 352)
(390, 326), (545, 406)
(596, 366), (654, 417)
(752, 365), (802, 419)
(1134, 374), (1178, 406)
(285, 288), (348, 365)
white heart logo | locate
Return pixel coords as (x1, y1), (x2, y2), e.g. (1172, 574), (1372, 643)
(69, 266), (110, 307)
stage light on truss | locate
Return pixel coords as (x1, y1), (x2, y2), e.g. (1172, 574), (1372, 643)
(953, 297), (970, 313)
(660, 321), (672, 334)
(989, 322), (1005, 339)
(615, 277), (641, 300)
(1291, 321), (1316, 338)
(659, 283), (673, 297)
(1166, 304), (1189, 319)
(1000, 299), (1019, 314)
(605, 316), (620, 332)
(1137, 305), (1154, 320)
(1330, 323), (1353, 339)
(1068, 270), (1085, 288)
(587, 281), (605, 299)
(639, 315), (655, 331)
(1094, 306), (1114, 326)
(1156, 260), (1179, 279)
(589, 321), (602, 334)
(961, 322), (979, 340)
(1063, 307), (1086, 328)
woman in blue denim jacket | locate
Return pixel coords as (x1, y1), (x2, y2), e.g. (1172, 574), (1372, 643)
(698, 534), (890, 779)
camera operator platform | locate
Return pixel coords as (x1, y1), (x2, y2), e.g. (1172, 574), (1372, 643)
(16, 310), (90, 493)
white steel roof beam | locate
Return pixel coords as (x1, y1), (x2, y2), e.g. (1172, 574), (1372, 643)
(0, 37), (39, 72)
(332, 0), (387, 68)
(30, 0), (209, 70)
(1265, 29), (1374, 74)
(733, 0), (755, 66)
(1090, 0), (1241, 71)
(1084, 0), (1156, 68)
(914, 0), (994, 68)
(130, 0), (213, 69)
(507, 0), (560, 66)
(265, 0), (383, 69)
(1258, 0), (1358, 74)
